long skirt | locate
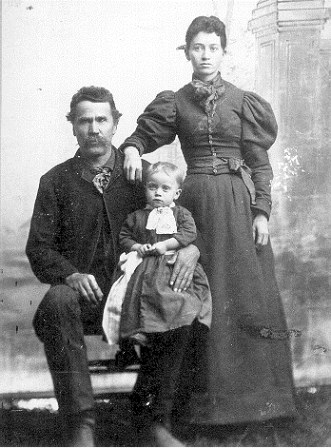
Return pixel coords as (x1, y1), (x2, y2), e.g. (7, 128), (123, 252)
(177, 172), (297, 425)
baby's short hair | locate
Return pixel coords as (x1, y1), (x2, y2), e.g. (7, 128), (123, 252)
(146, 161), (185, 188)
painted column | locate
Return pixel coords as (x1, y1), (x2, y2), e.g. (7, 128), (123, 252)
(249, 0), (331, 387)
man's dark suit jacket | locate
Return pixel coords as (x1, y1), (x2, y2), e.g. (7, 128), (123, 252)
(26, 147), (146, 287)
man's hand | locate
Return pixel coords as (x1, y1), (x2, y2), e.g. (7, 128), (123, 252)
(253, 213), (269, 249)
(65, 273), (103, 307)
(123, 146), (142, 184)
(168, 244), (200, 292)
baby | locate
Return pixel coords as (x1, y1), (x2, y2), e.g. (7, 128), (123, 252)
(117, 161), (212, 445)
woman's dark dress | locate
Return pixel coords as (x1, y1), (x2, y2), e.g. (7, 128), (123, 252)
(120, 74), (297, 425)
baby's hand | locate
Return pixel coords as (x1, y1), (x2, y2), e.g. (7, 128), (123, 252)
(141, 243), (154, 256)
(152, 242), (168, 255)
(132, 243), (153, 257)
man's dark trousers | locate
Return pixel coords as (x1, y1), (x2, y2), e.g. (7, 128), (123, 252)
(33, 276), (109, 415)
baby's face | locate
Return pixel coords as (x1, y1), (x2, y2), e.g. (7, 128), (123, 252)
(145, 171), (181, 208)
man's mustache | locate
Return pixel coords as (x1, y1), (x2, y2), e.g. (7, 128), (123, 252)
(83, 136), (107, 146)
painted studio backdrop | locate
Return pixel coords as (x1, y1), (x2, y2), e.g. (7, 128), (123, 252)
(1, 0), (331, 398)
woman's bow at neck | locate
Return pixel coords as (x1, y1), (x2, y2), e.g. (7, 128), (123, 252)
(191, 72), (225, 115)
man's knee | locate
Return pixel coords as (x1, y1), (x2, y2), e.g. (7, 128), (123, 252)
(33, 285), (80, 341)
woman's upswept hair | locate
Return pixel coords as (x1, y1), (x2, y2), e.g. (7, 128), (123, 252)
(66, 86), (122, 124)
(146, 162), (185, 188)
(185, 16), (227, 52)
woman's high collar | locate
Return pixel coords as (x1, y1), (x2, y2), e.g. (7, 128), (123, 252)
(192, 71), (223, 85)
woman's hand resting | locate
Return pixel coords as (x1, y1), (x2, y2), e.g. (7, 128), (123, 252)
(253, 213), (269, 248)
(123, 146), (142, 183)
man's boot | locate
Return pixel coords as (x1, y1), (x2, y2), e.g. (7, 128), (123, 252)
(65, 410), (96, 447)
(132, 412), (185, 447)
(150, 421), (185, 447)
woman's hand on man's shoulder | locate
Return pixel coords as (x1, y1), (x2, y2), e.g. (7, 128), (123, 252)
(123, 146), (142, 184)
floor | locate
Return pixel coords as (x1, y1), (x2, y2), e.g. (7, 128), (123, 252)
(1, 386), (331, 447)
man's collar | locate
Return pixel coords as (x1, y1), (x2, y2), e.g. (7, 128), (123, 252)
(75, 147), (116, 183)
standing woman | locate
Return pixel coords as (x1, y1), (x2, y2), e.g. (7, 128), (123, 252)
(121, 16), (297, 431)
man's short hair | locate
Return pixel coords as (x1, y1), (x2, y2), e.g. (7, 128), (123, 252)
(66, 86), (122, 124)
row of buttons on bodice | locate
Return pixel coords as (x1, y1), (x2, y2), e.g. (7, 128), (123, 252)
(207, 98), (218, 175)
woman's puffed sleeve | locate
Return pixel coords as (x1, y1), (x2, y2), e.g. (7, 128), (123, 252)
(119, 91), (177, 155)
(241, 92), (278, 218)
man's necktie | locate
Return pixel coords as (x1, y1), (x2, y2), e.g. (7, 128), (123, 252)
(92, 167), (111, 193)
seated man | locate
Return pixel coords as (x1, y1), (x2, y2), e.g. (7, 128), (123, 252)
(26, 86), (199, 446)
